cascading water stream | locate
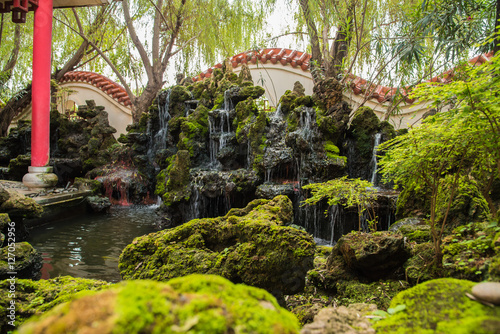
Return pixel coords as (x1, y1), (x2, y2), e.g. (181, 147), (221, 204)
(370, 133), (382, 185)
(208, 90), (235, 168)
(156, 89), (172, 151)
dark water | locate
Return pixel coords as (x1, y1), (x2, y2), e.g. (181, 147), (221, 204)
(28, 205), (160, 282)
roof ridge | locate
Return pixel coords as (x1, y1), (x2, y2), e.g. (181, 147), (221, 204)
(60, 71), (132, 107)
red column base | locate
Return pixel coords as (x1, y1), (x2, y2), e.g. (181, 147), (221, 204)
(22, 166), (58, 190)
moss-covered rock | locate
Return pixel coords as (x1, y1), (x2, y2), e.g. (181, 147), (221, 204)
(6, 154), (31, 181)
(156, 150), (191, 206)
(19, 275), (300, 334)
(337, 231), (410, 279)
(0, 276), (111, 332)
(373, 278), (500, 333)
(0, 242), (42, 280)
(0, 188), (43, 219)
(398, 223), (432, 243)
(72, 177), (102, 195)
(224, 195), (293, 225)
(119, 196), (315, 296)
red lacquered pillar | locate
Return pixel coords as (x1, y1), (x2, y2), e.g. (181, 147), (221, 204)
(23, 0), (58, 189)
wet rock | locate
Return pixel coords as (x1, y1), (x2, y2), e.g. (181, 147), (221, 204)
(18, 275), (300, 334)
(373, 278), (500, 333)
(389, 217), (423, 232)
(471, 282), (500, 305)
(119, 196), (315, 297)
(0, 276), (111, 332)
(0, 242), (42, 280)
(301, 304), (377, 334)
(337, 232), (410, 279)
(89, 165), (151, 205)
(256, 183), (296, 199)
(86, 196), (112, 213)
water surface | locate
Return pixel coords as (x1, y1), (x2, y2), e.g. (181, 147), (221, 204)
(28, 205), (159, 282)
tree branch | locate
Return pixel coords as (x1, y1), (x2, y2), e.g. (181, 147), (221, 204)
(122, 0), (154, 80)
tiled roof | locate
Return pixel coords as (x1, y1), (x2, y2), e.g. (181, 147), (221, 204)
(60, 71), (132, 107)
(193, 48), (495, 105)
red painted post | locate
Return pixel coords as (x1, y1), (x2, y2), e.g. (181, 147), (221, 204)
(31, 0), (53, 167)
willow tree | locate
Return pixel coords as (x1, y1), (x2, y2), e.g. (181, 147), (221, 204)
(66, 0), (271, 123)
(295, 0), (408, 83)
(0, 4), (126, 136)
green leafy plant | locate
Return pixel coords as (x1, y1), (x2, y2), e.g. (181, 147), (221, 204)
(370, 304), (407, 322)
(302, 177), (378, 231)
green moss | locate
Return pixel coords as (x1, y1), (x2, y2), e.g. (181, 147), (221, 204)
(239, 85), (265, 100)
(316, 114), (339, 142)
(248, 109), (267, 171)
(119, 196), (315, 296)
(373, 278), (500, 333)
(404, 242), (440, 284)
(19, 275), (300, 334)
(0, 276), (111, 331)
(156, 150), (191, 206)
(335, 280), (408, 310)
(441, 222), (499, 280)
(323, 141), (347, 164)
(398, 224), (432, 243)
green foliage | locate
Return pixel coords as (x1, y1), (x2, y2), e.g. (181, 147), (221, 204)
(380, 53), (500, 265)
(302, 177), (378, 231)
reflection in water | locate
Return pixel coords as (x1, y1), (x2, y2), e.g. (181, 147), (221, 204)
(29, 205), (159, 282)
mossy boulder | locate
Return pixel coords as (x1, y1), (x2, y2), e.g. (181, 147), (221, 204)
(119, 196), (315, 296)
(0, 276), (111, 332)
(0, 187), (43, 219)
(224, 195), (293, 225)
(337, 231), (410, 279)
(0, 242), (42, 280)
(19, 275), (300, 334)
(373, 278), (500, 333)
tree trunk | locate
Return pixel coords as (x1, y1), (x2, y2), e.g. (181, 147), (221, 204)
(326, 2), (354, 79)
(299, 0), (323, 83)
(0, 85), (31, 137)
(131, 83), (161, 123)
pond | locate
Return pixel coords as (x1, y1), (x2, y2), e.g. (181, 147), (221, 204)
(28, 205), (160, 282)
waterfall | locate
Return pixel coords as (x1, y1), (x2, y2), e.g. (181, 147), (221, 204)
(208, 90), (235, 169)
(156, 89), (172, 151)
(370, 133), (382, 185)
(188, 180), (202, 220)
(328, 205), (342, 245)
(300, 107), (315, 142)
